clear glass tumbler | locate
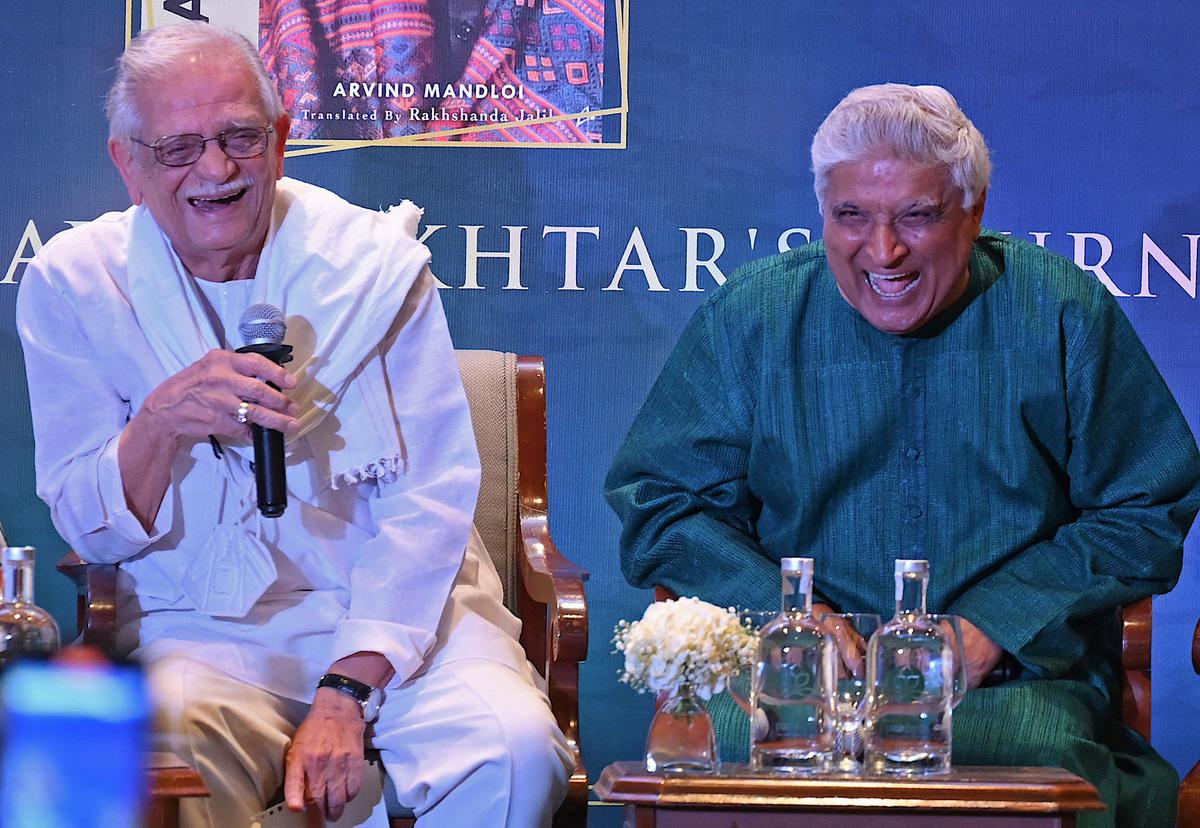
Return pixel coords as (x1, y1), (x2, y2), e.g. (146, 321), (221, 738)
(819, 612), (881, 773)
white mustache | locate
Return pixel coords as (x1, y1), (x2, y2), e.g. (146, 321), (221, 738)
(185, 178), (254, 200)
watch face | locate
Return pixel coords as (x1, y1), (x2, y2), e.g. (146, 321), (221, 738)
(363, 688), (383, 723)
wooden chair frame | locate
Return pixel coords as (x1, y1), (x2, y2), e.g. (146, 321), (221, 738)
(1123, 599), (1200, 828)
(59, 355), (590, 828)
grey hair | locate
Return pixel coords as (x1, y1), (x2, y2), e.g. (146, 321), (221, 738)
(811, 83), (991, 212)
(106, 22), (284, 143)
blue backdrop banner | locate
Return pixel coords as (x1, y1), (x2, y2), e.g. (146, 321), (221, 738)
(3, 5), (1199, 824)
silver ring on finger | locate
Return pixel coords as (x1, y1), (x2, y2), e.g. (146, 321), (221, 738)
(235, 400), (251, 424)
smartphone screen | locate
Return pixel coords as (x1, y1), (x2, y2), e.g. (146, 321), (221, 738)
(1, 659), (149, 828)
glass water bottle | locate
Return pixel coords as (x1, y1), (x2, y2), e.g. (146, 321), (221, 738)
(750, 556), (835, 773)
(0, 546), (61, 667)
(864, 559), (956, 775)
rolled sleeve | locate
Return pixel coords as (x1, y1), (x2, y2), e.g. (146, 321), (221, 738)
(329, 619), (430, 687)
(72, 434), (174, 562)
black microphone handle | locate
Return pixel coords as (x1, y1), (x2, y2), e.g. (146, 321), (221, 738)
(251, 420), (286, 518)
(236, 343), (293, 519)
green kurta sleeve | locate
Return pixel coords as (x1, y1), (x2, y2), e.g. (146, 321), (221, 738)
(606, 293), (800, 613)
(947, 282), (1200, 678)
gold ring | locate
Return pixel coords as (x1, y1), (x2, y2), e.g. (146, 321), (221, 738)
(235, 400), (250, 424)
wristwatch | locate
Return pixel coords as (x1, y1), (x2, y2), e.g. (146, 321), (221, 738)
(317, 673), (383, 723)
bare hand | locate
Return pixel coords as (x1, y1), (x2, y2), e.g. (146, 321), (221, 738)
(814, 603), (868, 678)
(958, 616), (1003, 689)
(140, 349), (300, 445)
(284, 689), (366, 821)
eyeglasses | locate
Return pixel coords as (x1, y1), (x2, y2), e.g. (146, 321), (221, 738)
(131, 125), (275, 167)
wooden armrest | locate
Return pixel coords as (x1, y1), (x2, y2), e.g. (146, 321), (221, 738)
(1181, 760), (1200, 828)
(514, 355), (590, 667)
(56, 551), (118, 654)
(519, 518), (589, 828)
(519, 522), (588, 665)
(1184, 618), (1200, 828)
(1121, 597), (1152, 672)
(513, 356), (588, 828)
(1119, 597), (1152, 741)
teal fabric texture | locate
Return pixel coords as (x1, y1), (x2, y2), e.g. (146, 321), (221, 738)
(605, 232), (1200, 827)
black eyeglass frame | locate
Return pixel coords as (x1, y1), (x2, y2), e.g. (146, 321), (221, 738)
(131, 125), (276, 168)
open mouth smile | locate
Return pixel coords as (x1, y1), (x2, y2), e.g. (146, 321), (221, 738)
(867, 271), (920, 298)
(187, 188), (247, 209)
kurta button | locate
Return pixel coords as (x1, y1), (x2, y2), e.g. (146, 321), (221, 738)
(905, 447), (920, 460)
(905, 503), (923, 519)
(455, 22), (475, 40)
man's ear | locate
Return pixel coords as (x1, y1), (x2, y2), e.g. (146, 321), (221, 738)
(108, 138), (143, 205)
(970, 188), (988, 233)
(273, 112), (291, 180)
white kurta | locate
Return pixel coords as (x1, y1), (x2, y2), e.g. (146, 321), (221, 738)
(17, 183), (526, 702)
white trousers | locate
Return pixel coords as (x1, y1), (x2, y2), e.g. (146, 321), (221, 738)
(148, 656), (573, 828)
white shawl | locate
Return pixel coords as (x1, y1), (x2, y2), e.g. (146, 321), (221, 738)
(125, 178), (433, 616)
(127, 177), (431, 486)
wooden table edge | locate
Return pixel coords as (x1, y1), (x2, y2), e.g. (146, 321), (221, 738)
(595, 762), (1106, 813)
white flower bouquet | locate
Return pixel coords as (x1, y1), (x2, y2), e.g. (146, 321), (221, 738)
(614, 597), (758, 702)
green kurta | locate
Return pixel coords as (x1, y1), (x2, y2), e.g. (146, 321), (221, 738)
(606, 232), (1200, 827)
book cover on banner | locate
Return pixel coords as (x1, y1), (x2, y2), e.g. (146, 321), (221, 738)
(132, 0), (622, 147)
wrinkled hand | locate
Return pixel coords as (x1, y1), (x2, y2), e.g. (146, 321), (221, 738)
(958, 616), (1003, 690)
(141, 349), (300, 445)
(284, 689), (366, 822)
(813, 603), (868, 678)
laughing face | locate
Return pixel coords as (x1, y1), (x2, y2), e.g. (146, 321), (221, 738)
(109, 54), (289, 281)
(822, 157), (985, 334)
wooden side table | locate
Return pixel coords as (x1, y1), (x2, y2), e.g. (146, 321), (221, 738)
(595, 762), (1105, 828)
(146, 752), (208, 828)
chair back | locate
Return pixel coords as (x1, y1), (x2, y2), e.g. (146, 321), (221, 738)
(455, 350), (521, 613)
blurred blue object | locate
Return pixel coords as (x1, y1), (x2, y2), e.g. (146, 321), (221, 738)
(1, 659), (149, 828)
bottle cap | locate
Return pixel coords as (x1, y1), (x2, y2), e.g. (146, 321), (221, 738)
(895, 558), (928, 574)
(2, 546), (35, 562)
(781, 557), (813, 574)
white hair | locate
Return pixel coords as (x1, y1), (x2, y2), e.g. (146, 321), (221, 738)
(811, 83), (991, 211)
(106, 22), (284, 143)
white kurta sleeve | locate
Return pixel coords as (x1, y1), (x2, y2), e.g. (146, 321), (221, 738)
(327, 270), (481, 683)
(17, 252), (174, 564)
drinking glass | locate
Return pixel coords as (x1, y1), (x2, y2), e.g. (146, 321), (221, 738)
(726, 609), (776, 751)
(818, 612), (881, 772)
(926, 614), (968, 708)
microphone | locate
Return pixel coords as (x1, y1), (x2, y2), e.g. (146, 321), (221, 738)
(236, 303), (293, 518)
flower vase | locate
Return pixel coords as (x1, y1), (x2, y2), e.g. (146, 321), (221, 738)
(644, 684), (718, 773)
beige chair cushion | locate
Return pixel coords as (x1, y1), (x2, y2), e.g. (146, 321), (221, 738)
(455, 350), (519, 612)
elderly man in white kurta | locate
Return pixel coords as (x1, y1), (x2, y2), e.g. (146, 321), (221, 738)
(17, 22), (571, 828)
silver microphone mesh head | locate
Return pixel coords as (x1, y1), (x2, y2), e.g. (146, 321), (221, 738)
(238, 303), (286, 346)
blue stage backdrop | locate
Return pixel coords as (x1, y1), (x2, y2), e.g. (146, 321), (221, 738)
(3, 5), (1199, 821)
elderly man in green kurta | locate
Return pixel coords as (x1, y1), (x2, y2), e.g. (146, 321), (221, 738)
(605, 83), (1200, 827)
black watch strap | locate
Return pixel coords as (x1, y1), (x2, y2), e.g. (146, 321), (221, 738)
(317, 672), (373, 703)
(979, 652), (1023, 688)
